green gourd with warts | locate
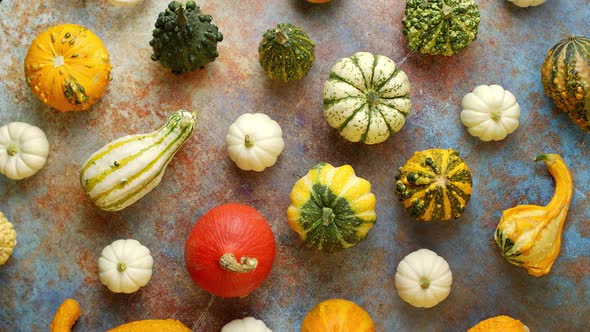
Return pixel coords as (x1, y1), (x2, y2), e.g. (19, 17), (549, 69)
(402, 0), (481, 56)
(258, 23), (315, 82)
(150, 1), (223, 73)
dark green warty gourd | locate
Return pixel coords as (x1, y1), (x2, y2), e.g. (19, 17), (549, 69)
(258, 23), (315, 82)
(402, 0), (480, 56)
(149, 1), (223, 74)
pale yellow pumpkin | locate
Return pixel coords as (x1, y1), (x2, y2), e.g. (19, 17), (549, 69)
(24, 24), (112, 112)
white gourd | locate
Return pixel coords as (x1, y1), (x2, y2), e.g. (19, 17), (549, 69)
(80, 110), (197, 211)
(507, 0), (546, 7)
(0, 212), (17, 266)
(395, 249), (452, 308)
(221, 317), (272, 332)
(98, 239), (153, 294)
(0, 122), (49, 180)
(461, 85), (521, 142)
(323, 52), (412, 144)
(226, 113), (285, 172)
(107, 0), (145, 7)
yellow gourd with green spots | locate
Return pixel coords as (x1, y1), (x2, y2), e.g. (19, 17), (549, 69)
(287, 163), (377, 252)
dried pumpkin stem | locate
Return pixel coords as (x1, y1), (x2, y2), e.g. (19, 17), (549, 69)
(275, 29), (289, 45)
(322, 207), (336, 226)
(442, 3), (453, 19)
(219, 253), (258, 273)
(7, 144), (18, 156)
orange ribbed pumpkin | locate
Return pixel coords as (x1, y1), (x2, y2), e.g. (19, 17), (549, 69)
(24, 24), (112, 112)
(301, 299), (376, 332)
(468, 315), (530, 332)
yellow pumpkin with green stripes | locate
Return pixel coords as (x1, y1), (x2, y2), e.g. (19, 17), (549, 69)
(80, 110), (197, 211)
(287, 162), (377, 252)
(394, 149), (472, 222)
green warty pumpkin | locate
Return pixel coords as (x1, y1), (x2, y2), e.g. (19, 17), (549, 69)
(150, 1), (223, 74)
(541, 35), (590, 132)
(394, 149), (473, 222)
(402, 0), (480, 56)
(258, 23), (315, 82)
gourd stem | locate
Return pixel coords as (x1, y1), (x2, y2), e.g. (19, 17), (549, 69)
(7, 144), (18, 156)
(117, 262), (127, 272)
(322, 207), (336, 226)
(490, 110), (502, 121)
(419, 278), (430, 289)
(176, 5), (188, 26)
(275, 29), (289, 45)
(244, 135), (254, 148)
(442, 2), (453, 19)
(535, 154), (573, 210)
(219, 253), (258, 273)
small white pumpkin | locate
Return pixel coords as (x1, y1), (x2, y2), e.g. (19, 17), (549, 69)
(98, 239), (153, 294)
(107, 0), (145, 7)
(221, 317), (272, 332)
(0, 122), (49, 180)
(461, 84), (521, 142)
(226, 113), (285, 172)
(323, 52), (412, 144)
(507, 0), (546, 7)
(395, 249), (452, 308)
(0, 211), (17, 266)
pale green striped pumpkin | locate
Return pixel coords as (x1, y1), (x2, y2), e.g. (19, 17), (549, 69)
(80, 110), (197, 211)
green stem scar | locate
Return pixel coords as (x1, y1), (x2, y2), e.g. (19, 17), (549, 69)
(366, 91), (380, 109)
(7, 144), (18, 156)
(420, 278), (430, 289)
(117, 262), (127, 272)
(322, 207), (336, 226)
(244, 135), (254, 148)
(490, 110), (502, 121)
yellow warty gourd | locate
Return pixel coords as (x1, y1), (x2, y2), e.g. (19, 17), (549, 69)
(494, 154), (573, 277)
(0, 212), (17, 265)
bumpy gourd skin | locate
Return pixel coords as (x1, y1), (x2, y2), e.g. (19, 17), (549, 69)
(0, 212), (17, 265)
(541, 36), (590, 132)
(258, 23), (315, 82)
(150, 1), (223, 74)
(402, 0), (480, 56)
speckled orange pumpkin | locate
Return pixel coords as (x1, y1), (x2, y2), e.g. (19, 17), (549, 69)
(468, 315), (530, 332)
(301, 299), (376, 332)
(24, 24), (112, 112)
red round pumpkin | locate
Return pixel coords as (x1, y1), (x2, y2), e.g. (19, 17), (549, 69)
(184, 203), (276, 298)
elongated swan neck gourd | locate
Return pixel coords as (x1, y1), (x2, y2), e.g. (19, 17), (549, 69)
(494, 154), (573, 277)
(80, 110), (197, 211)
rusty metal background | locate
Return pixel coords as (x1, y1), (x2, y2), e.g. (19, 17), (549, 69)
(1, 0), (589, 331)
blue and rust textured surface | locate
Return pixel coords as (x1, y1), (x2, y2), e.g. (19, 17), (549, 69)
(1, 0), (589, 331)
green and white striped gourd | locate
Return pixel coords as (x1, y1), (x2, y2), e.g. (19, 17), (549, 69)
(80, 110), (197, 211)
(323, 52), (412, 144)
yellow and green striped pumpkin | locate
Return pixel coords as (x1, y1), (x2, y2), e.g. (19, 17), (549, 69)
(287, 162), (377, 252)
(394, 149), (472, 222)
(541, 35), (590, 132)
(80, 110), (197, 211)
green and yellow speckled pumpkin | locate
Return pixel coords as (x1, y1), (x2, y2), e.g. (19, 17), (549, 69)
(394, 149), (472, 222)
(287, 163), (377, 252)
(258, 23), (315, 82)
(541, 35), (590, 132)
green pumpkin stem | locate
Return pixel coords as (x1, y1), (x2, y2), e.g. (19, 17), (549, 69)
(322, 207), (336, 226)
(244, 135), (254, 148)
(275, 29), (289, 45)
(442, 2), (453, 19)
(419, 277), (430, 289)
(176, 5), (188, 26)
(219, 253), (258, 273)
(7, 144), (18, 156)
(117, 262), (127, 272)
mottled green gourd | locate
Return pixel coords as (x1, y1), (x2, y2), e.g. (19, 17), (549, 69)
(149, 1), (223, 74)
(258, 23), (315, 82)
(402, 0), (480, 56)
(541, 36), (590, 132)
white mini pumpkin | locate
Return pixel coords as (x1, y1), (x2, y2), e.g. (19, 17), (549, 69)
(395, 249), (452, 308)
(507, 0), (546, 7)
(98, 239), (153, 294)
(323, 52), (412, 144)
(0, 122), (49, 180)
(461, 85), (521, 142)
(226, 113), (285, 172)
(221, 317), (272, 332)
(107, 0), (145, 6)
